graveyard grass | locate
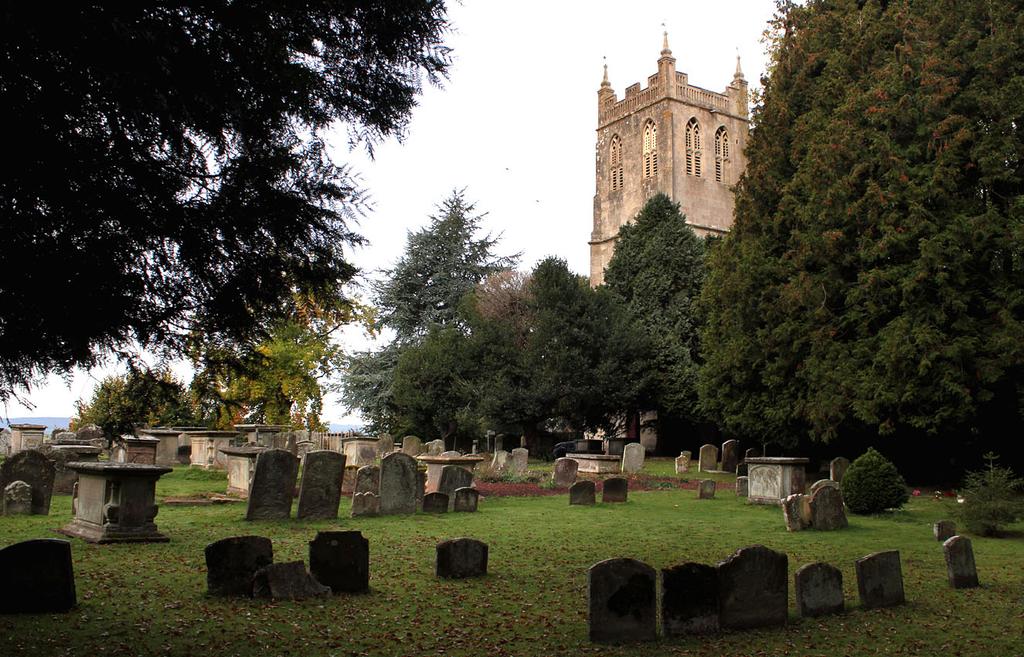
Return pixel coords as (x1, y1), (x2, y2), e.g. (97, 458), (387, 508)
(1, 461), (1022, 657)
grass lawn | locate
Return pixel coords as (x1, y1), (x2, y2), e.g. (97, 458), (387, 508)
(0, 458), (1021, 656)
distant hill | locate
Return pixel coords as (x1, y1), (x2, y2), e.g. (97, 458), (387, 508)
(2, 417), (360, 435)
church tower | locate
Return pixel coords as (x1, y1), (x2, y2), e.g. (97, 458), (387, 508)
(589, 34), (750, 285)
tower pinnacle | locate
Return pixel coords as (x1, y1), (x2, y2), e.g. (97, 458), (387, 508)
(661, 30), (672, 57)
(601, 60), (610, 88)
(734, 51), (745, 80)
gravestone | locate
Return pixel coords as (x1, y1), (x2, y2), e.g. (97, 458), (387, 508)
(205, 535), (274, 596)
(3, 480), (32, 515)
(782, 493), (811, 531)
(491, 450), (510, 472)
(425, 439), (445, 456)
(401, 435), (422, 456)
(675, 451), (691, 474)
(377, 434), (394, 456)
(698, 444), (718, 472)
(510, 447), (529, 474)
(735, 476), (749, 497)
(855, 550), (905, 609)
(587, 558), (657, 643)
(76, 424), (105, 445)
(621, 443), (645, 474)
(436, 538), (488, 578)
(453, 487), (479, 512)
(717, 545), (788, 630)
(934, 520), (956, 542)
(245, 449), (299, 521)
(809, 485), (848, 530)
(795, 562), (844, 617)
(829, 457), (850, 483)
(0, 450), (55, 514)
(354, 465), (380, 495)
(438, 465), (474, 501)
(415, 469), (426, 509)
(422, 492), (449, 513)
(351, 492), (380, 517)
(570, 480), (596, 505)
(743, 447), (761, 461)
(661, 562), (719, 635)
(602, 477), (628, 503)
(379, 452), (418, 515)
(309, 530), (369, 594)
(943, 536), (979, 589)
(553, 458), (579, 487)
(253, 561), (330, 600)
(0, 539), (76, 613)
(296, 450), (346, 520)
(697, 479), (716, 499)
(809, 479), (839, 496)
(720, 439), (740, 474)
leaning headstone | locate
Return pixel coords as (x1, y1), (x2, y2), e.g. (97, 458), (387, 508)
(943, 536), (979, 589)
(855, 550), (905, 609)
(351, 492), (380, 517)
(0, 539), (76, 613)
(245, 449), (299, 521)
(587, 558), (657, 643)
(401, 435), (422, 456)
(716, 545), (789, 630)
(422, 492), (449, 513)
(552, 458), (579, 487)
(829, 457), (850, 483)
(570, 480), (596, 506)
(453, 487), (479, 512)
(602, 477), (628, 503)
(510, 447), (529, 474)
(933, 520), (957, 542)
(735, 476), (749, 497)
(354, 465), (380, 495)
(697, 479), (716, 499)
(782, 493), (811, 531)
(661, 562), (719, 635)
(809, 485), (848, 531)
(3, 480), (32, 515)
(809, 479), (839, 496)
(621, 443), (645, 474)
(425, 439), (445, 456)
(436, 538), (488, 579)
(438, 465), (474, 500)
(0, 450), (55, 515)
(379, 452), (418, 515)
(309, 530), (369, 594)
(296, 450), (346, 520)
(205, 535), (274, 596)
(253, 561), (330, 600)
(698, 444), (718, 472)
(720, 439), (740, 474)
(675, 451), (691, 474)
(490, 450), (510, 472)
(795, 562), (844, 617)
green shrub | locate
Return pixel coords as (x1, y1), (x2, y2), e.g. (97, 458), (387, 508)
(840, 447), (909, 514)
(956, 453), (1024, 536)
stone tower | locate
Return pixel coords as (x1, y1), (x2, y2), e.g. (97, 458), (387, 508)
(589, 34), (750, 285)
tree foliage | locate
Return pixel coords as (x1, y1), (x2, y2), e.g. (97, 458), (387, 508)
(0, 2), (452, 403)
(841, 447), (909, 514)
(74, 367), (200, 439)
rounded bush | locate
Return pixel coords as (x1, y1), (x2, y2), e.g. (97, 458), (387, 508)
(840, 447), (909, 514)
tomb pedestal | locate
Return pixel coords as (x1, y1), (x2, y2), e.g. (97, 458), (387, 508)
(416, 454), (486, 493)
(8, 423), (46, 456)
(137, 428), (186, 467)
(219, 445), (266, 497)
(113, 436), (161, 465)
(746, 457), (809, 505)
(189, 431), (241, 469)
(341, 438), (380, 468)
(568, 453), (621, 474)
(58, 462), (172, 544)
(49, 444), (103, 494)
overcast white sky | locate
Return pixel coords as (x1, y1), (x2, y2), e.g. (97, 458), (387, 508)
(7, 0), (777, 425)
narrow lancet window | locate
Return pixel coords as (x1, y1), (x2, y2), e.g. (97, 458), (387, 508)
(642, 121), (658, 178)
(685, 118), (702, 177)
(714, 126), (729, 183)
(610, 135), (624, 191)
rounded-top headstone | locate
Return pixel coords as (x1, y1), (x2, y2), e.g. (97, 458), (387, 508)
(698, 444), (718, 472)
(587, 557), (657, 643)
(204, 535), (273, 596)
(809, 485), (848, 531)
(0, 539), (76, 613)
(716, 544), (788, 630)
(602, 477), (628, 503)
(829, 456), (851, 483)
(570, 480), (596, 506)
(552, 458), (579, 487)
(245, 449), (299, 521)
(0, 449), (55, 515)
(855, 550), (905, 609)
(379, 452), (419, 515)
(309, 530), (369, 594)
(720, 439), (740, 474)
(438, 465), (474, 500)
(794, 562), (844, 617)
(943, 535), (979, 589)
(621, 443), (645, 474)
(436, 537), (488, 579)
(933, 520), (956, 542)
(3, 480), (33, 515)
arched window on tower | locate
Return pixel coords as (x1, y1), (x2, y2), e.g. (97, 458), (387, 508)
(714, 126), (729, 183)
(610, 135), (623, 191)
(685, 118), (702, 177)
(642, 121), (658, 178)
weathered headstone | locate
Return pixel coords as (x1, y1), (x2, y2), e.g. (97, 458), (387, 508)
(354, 465), (380, 495)
(782, 493), (811, 531)
(855, 550), (905, 609)
(0, 539), (76, 613)
(205, 535), (273, 596)
(0, 450), (55, 515)
(621, 443), (645, 474)
(401, 435), (422, 456)
(253, 561), (330, 600)
(795, 562), (844, 617)
(933, 520), (956, 542)
(309, 530), (369, 594)
(296, 450), (345, 520)
(717, 545), (789, 630)
(76, 424), (105, 445)
(675, 451), (691, 474)
(245, 449), (299, 521)
(697, 479), (716, 499)
(943, 536), (979, 589)
(422, 492), (449, 513)
(438, 465), (474, 501)
(377, 434), (394, 456)
(829, 457), (850, 483)
(510, 447), (529, 474)
(379, 452), (418, 515)
(3, 480), (32, 515)
(351, 492), (380, 517)
(735, 476), (749, 497)
(698, 444), (718, 472)
(436, 538), (488, 578)
(602, 477), (628, 503)
(809, 485), (848, 531)
(587, 558), (657, 643)
(743, 447), (761, 461)
(808, 479), (839, 496)
(453, 487), (479, 512)
(570, 480), (596, 505)
(553, 458), (579, 487)
(425, 439), (445, 456)
(440, 450), (461, 458)
(415, 468), (426, 509)
(661, 562), (719, 635)
(720, 439), (740, 474)
(491, 450), (510, 472)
